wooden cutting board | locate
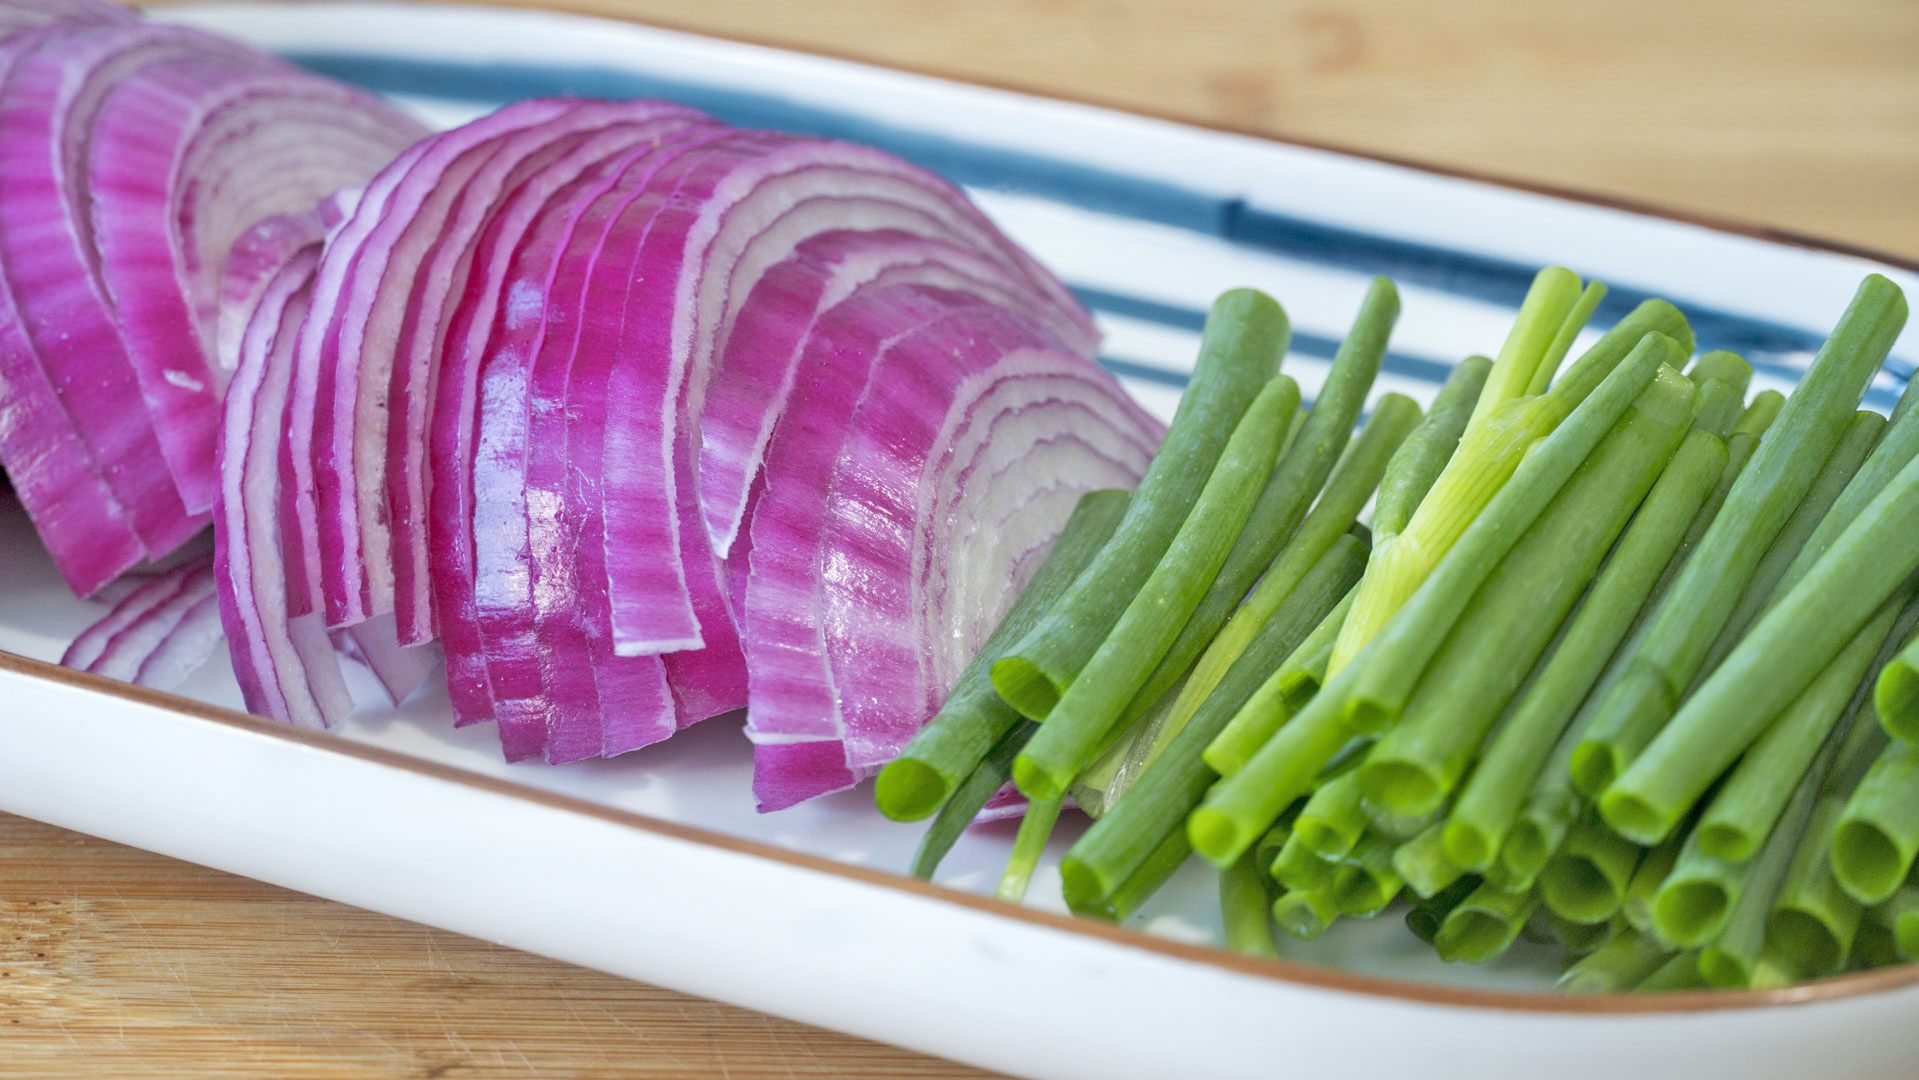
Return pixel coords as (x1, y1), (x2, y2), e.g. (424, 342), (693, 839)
(8, 1), (1917, 1077)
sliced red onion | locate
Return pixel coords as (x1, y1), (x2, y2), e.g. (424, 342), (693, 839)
(60, 558), (199, 670)
(213, 241), (352, 727)
(91, 57), (423, 511)
(129, 590), (223, 690)
(746, 299), (1156, 809)
(216, 209), (327, 371)
(294, 98), (590, 629)
(742, 285), (1012, 798)
(342, 612), (439, 706)
(0, 24), (251, 562)
(382, 116), (704, 648)
(0, 0), (130, 41)
(602, 133), (1093, 651)
(701, 227), (1099, 559)
(78, 557), (215, 682)
(508, 129), (731, 760)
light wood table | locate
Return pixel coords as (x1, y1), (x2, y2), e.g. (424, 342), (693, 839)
(9, 1), (1918, 1077)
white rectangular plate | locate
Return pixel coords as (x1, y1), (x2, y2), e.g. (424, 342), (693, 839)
(4, 4), (1919, 1077)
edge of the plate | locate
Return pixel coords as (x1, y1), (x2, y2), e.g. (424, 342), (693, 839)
(205, 0), (1919, 273)
(8, 649), (1916, 1014)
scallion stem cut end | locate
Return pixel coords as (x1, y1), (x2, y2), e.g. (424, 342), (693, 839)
(874, 758), (948, 822)
(1832, 820), (1906, 904)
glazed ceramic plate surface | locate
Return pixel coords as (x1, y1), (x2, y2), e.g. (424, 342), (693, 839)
(4, 3), (1919, 1077)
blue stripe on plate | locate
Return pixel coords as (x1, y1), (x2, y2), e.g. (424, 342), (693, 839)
(287, 52), (1908, 406)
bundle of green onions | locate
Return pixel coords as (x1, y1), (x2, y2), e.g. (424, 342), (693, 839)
(877, 267), (1919, 992)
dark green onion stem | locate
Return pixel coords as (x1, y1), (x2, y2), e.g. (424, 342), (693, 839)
(1221, 846), (1281, 957)
(1571, 430), (1764, 797)
(1558, 926), (1671, 993)
(1332, 833), (1406, 917)
(1633, 951), (1706, 993)
(1604, 437), (1919, 847)
(1271, 886), (1341, 941)
(1395, 821), (1468, 900)
(1406, 875), (1480, 944)
(1360, 364), (1695, 817)
(879, 489), (1129, 820)
(1687, 349), (1754, 398)
(1767, 794), (1862, 975)
(1833, 740), (1919, 904)
(1694, 410), (1885, 679)
(1447, 427), (1728, 869)
(1540, 816), (1643, 924)
(1058, 536), (1363, 907)
(1123, 281), (1400, 728)
(910, 721), (1032, 878)
(1693, 596), (1902, 861)
(1015, 375), (1301, 800)
(1172, 393), (1420, 748)
(992, 289), (1288, 720)
(1435, 880), (1539, 963)
(1585, 275), (1909, 822)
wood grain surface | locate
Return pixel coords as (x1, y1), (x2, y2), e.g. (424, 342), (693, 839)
(8, 1), (1918, 1077)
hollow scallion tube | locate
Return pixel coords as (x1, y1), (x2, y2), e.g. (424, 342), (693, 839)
(1654, 716), (1841, 948)
(1558, 926), (1671, 993)
(1405, 875), (1480, 944)
(1076, 828), (1194, 923)
(1737, 390), (1787, 437)
(1505, 720), (1588, 885)
(1331, 299), (1691, 679)
(1167, 393), (1420, 744)
(1634, 951), (1706, 993)
(1767, 794), (1861, 975)
(1271, 831), (1338, 893)
(1540, 817), (1642, 924)
(1586, 276), (1909, 822)
(1015, 375), (1301, 800)
(1604, 449), (1919, 846)
(995, 793), (1064, 904)
(910, 721), (1032, 879)
(1876, 628), (1919, 743)
(1832, 741), (1919, 903)
(878, 489), (1129, 820)
(1332, 833), (1406, 917)
(1623, 832), (1685, 934)
(1868, 877), (1919, 960)
(1058, 535), (1364, 906)
(1435, 880), (1539, 963)
(1699, 790), (1821, 989)
(1692, 596), (1903, 862)
(1359, 362), (1696, 813)
(1693, 410), (1886, 679)
(992, 289), (1288, 721)
(1221, 846), (1281, 957)
(1121, 282), (1401, 729)
(1395, 821), (1468, 899)
(1271, 885), (1341, 941)
(1687, 349), (1755, 398)
(1541, 909), (1617, 954)
(1447, 428), (1729, 868)
(1292, 768), (1369, 860)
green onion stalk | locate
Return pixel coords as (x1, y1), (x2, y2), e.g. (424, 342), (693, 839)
(1582, 276), (1908, 818)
